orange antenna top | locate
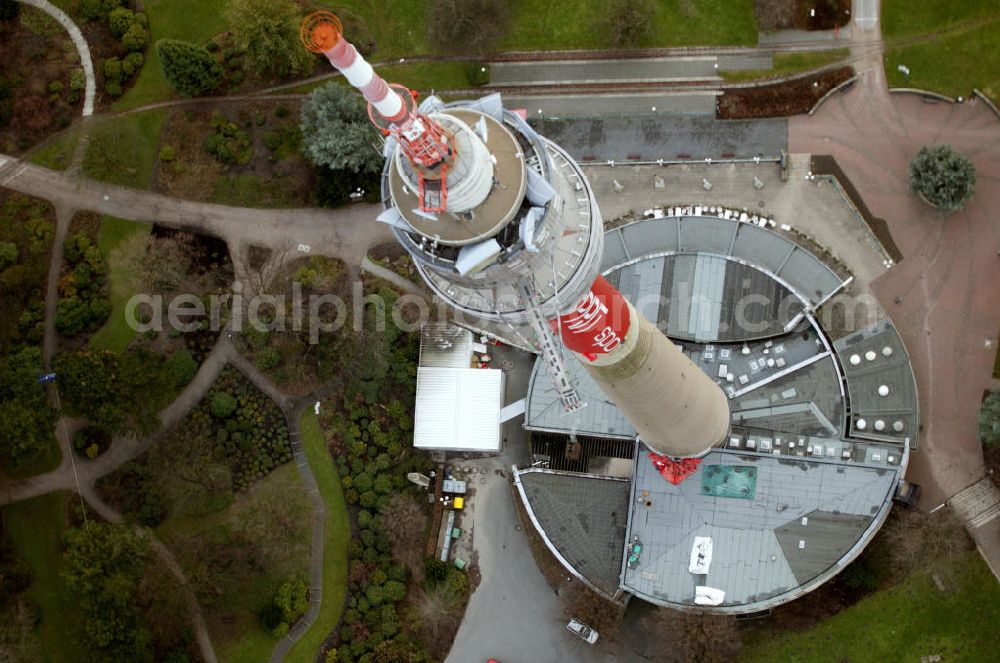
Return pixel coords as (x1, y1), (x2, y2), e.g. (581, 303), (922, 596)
(300, 11), (343, 54)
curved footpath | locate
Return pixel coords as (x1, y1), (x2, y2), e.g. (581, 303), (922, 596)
(19, 0), (95, 117)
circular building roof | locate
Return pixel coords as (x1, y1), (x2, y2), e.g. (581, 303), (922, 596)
(517, 210), (918, 613)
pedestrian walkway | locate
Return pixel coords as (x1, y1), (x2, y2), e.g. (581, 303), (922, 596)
(505, 90), (720, 117)
(489, 57), (724, 87)
(20, 0), (95, 117)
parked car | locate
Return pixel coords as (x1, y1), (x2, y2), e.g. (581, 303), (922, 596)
(566, 618), (599, 644)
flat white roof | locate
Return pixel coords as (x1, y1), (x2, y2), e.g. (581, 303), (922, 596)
(413, 367), (504, 452)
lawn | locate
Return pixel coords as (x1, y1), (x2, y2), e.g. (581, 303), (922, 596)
(284, 409), (350, 663)
(28, 125), (82, 171)
(156, 462), (311, 663)
(89, 217), (151, 354)
(741, 552), (1000, 662)
(885, 21), (1000, 100)
(722, 48), (850, 83)
(82, 109), (167, 189)
(319, 0), (756, 58)
(503, 0), (757, 50)
(882, 0), (1000, 40)
(114, 0), (228, 111)
(4, 494), (84, 663)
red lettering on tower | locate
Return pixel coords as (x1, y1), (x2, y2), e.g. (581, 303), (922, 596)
(551, 276), (631, 358)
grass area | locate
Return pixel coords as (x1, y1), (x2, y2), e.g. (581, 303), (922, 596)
(4, 494), (83, 663)
(885, 21), (1000, 100)
(115, 0), (228, 111)
(284, 410), (350, 663)
(28, 126), (81, 171)
(82, 109), (167, 189)
(89, 217), (151, 353)
(375, 61), (479, 92)
(502, 0), (757, 50)
(721, 48), (849, 83)
(742, 552), (1000, 662)
(320, 0), (756, 58)
(882, 0), (1000, 40)
(156, 462), (311, 663)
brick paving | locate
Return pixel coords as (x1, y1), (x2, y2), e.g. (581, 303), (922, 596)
(790, 68), (1000, 509)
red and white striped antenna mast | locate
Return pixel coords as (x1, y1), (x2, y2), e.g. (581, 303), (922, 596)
(301, 12), (453, 212)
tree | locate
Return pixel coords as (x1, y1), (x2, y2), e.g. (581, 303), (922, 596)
(607, 0), (656, 47)
(428, 0), (509, 54)
(909, 144), (977, 211)
(0, 347), (55, 465)
(62, 522), (152, 662)
(156, 39), (223, 97)
(980, 390), (1000, 445)
(53, 349), (169, 435)
(300, 83), (383, 175)
(225, 0), (312, 78)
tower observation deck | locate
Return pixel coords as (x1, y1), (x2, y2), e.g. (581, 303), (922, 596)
(302, 13), (730, 464)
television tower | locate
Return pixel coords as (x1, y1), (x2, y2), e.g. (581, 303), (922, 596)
(301, 13), (730, 468)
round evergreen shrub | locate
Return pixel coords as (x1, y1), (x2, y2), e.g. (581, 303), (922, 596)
(909, 144), (976, 211)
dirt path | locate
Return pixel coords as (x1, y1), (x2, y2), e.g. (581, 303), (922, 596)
(80, 486), (219, 663)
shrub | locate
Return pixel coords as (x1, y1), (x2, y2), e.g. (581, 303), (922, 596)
(156, 39), (224, 97)
(47, 81), (64, 94)
(165, 350), (197, 387)
(107, 7), (135, 37)
(105, 81), (123, 97)
(104, 58), (124, 84)
(80, 0), (122, 22)
(909, 144), (977, 211)
(840, 558), (879, 591)
(255, 347), (280, 370)
(70, 69), (86, 91)
(210, 391), (237, 418)
(122, 52), (145, 78)
(980, 390), (1000, 445)
(159, 145), (176, 162)
(263, 131), (282, 151)
(467, 63), (490, 86)
(275, 104), (290, 118)
(121, 22), (149, 52)
(204, 112), (253, 165)
(0, 241), (17, 268)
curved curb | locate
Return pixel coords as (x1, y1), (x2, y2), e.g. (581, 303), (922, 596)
(19, 0), (96, 117)
(973, 89), (1000, 120)
(888, 87), (957, 103)
(808, 74), (858, 115)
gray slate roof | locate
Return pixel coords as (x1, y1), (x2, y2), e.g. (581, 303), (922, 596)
(621, 449), (895, 609)
(518, 470), (631, 595)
